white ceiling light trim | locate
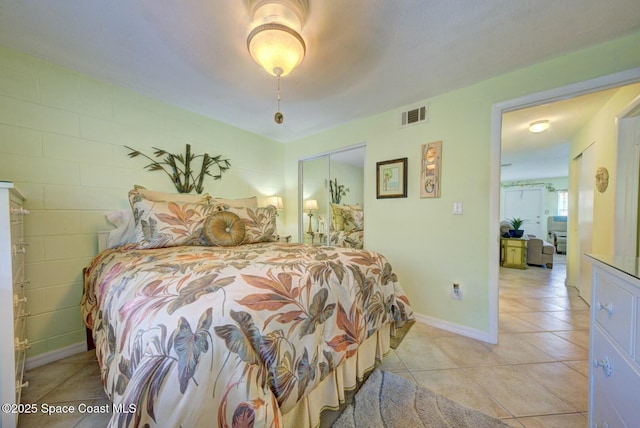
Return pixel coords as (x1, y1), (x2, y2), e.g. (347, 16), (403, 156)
(246, 0), (307, 77)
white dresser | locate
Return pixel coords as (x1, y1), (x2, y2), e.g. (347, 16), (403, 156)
(0, 182), (30, 428)
(586, 254), (640, 428)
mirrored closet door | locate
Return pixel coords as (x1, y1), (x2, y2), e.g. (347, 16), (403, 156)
(299, 144), (365, 248)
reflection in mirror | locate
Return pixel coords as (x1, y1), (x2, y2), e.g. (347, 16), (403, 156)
(300, 156), (329, 245)
(299, 145), (365, 248)
(328, 147), (365, 248)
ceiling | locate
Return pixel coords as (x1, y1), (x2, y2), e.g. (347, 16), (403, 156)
(0, 1), (639, 155)
(500, 87), (631, 182)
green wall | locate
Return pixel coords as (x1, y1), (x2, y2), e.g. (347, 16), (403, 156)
(284, 31), (640, 338)
(0, 45), (284, 359)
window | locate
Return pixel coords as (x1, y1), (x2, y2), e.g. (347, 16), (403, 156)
(557, 191), (568, 216)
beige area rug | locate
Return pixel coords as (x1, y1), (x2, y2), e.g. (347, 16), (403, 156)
(332, 369), (511, 428)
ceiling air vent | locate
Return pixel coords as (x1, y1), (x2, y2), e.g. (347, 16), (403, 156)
(400, 105), (428, 128)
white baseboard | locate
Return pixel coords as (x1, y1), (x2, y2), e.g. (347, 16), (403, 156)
(25, 342), (88, 370)
(413, 312), (495, 344)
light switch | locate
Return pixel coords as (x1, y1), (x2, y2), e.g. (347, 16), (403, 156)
(453, 202), (463, 215)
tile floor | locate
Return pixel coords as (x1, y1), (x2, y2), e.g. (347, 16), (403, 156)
(379, 254), (589, 427)
(17, 254), (588, 427)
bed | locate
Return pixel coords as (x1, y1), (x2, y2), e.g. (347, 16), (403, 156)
(329, 229), (364, 249)
(81, 189), (413, 427)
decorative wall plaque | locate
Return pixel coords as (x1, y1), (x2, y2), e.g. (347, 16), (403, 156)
(420, 141), (442, 198)
(595, 166), (609, 193)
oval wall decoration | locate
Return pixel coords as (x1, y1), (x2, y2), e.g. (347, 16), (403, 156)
(595, 166), (609, 193)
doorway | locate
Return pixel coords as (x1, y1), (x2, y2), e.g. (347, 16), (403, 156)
(502, 187), (544, 238)
(488, 68), (640, 343)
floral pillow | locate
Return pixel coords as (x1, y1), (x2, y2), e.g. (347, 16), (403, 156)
(342, 206), (364, 232)
(219, 204), (278, 244)
(202, 211), (246, 247)
(129, 189), (218, 249)
(330, 203), (347, 231)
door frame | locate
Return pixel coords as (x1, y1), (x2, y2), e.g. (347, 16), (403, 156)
(488, 67), (640, 344)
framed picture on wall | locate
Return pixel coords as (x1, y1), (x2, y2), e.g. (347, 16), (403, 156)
(420, 141), (442, 198)
(376, 158), (408, 198)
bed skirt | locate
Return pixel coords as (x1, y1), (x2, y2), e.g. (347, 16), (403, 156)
(282, 323), (392, 428)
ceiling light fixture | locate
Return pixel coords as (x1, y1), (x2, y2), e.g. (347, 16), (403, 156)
(528, 120), (550, 133)
(247, 23), (305, 78)
(246, 0), (308, 125)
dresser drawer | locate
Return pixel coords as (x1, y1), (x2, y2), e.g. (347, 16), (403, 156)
(14, 345), (27, 392)
(592, 326), (640, 427)
(12, 255), (24, 282)
(13, 293), (27, 323)
(14, 317), (29, 365)
(506, 239), (526, 248)
(594, 270), (634, 354)
(10, 221), (22, 241)
(10, 213), (23, 227)
(10, 207), (26, 226)
(591, 375), (625, 428)
(11, 241), (27, 259)
(14, 315), (26, 343)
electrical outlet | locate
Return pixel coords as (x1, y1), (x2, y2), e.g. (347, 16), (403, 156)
(451, 283), (463, 300)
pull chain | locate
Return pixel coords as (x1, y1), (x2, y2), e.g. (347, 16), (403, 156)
(274, 68), (284, 124)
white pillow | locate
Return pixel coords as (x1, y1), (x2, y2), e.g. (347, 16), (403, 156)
(105, 209), (137, 248)
(219, 205), (278, 244)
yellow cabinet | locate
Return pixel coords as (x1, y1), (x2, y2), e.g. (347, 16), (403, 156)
(501, 238), (528, 269)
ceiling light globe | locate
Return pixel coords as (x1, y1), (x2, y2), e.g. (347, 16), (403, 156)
(529, 120), (550, 133)
(247, 23), (305, 77)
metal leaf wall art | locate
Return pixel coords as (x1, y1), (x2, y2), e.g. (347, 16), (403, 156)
(126, 144), (231, 194)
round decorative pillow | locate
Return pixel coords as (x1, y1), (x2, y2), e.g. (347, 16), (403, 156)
(203, 211), (246, 246)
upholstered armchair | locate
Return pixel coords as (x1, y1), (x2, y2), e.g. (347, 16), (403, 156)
(526, 235), (555, 269)
(547, 216), (567, 254)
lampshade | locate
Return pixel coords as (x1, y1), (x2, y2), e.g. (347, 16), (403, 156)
(247, 23), (305, 77)
(303, 199), (318, 211)
(266, 195), (284, 210)
(246, 0), (307, 77)
(529, 120), (550, 133)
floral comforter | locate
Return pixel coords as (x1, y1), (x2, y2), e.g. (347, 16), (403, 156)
(329, 230), (364, 249)
(81, 242), (413, 427)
